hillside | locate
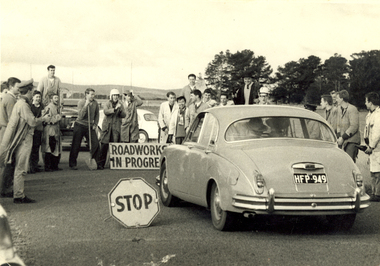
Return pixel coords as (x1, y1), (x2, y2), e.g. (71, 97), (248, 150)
(31, 81), (182, 100)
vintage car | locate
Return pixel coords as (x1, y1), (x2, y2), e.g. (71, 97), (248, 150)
(0, 204), (25, 266)
(159, 105), (370, 231)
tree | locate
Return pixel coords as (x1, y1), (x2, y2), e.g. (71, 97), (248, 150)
(274, 56), (321, 103)
(349, 50), (380, 107)
(321, 53), (349, 93)
(205, 49), (272, 97)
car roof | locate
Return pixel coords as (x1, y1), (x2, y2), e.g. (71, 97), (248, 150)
(204, 105), (327, 128)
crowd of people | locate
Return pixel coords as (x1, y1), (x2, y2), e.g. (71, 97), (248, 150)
(0, 65), (144, 204)
(0, 67), (379, 203)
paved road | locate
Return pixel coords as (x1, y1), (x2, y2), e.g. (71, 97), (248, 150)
(1, 151), (380, 266)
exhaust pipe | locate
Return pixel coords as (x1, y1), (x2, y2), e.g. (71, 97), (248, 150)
(243, 212), (256, 219)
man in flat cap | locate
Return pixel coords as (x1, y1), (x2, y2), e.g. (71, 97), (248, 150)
(0, 79), (49, 203)
(37, 65), (61, 107)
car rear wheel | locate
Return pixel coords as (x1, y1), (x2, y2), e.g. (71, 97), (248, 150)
(159, 162), (179, 207)
(210, 183), (236, 231)
(138, 130), (149, 143)
(326, 214), (356, 231)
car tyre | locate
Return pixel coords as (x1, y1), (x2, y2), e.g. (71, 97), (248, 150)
(210, 182), (236, 231)
(159, 162), (179, 207)
(138, 130), (149, 143)
(326, 214), (356, 231)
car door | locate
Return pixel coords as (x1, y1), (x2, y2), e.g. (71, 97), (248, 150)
(182, 113), (219, 204)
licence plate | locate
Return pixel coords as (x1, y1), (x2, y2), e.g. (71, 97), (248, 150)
(294, 174), (327, 184)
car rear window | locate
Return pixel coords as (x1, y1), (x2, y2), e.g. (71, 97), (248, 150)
(225, 116), (336, 142)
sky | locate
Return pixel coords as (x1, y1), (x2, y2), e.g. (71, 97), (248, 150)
(1, 0), (379, 90)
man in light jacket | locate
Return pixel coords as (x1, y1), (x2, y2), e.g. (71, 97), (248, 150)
(364, 92), (380, 202)
(158, 92), (178, 143)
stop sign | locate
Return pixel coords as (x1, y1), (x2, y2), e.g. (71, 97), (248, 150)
(108, 178), (160, 228)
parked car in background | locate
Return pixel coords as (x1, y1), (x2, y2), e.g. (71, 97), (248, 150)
(60, 98), (159, 146)
(159, 105), (370, 231)
(0, 204), (25, 266)
(97, 108), (159, 143)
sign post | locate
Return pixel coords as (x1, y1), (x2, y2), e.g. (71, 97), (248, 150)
(108, 178), (160, 228)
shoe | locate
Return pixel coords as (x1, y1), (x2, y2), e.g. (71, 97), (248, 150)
(70, 166), (78, 170)
(14, 196), (36, 204)
(97, 165), (104, 170)
(1, 191), (13, 198)
(34, 168), (43, 172)
(369, 195), (380, 202)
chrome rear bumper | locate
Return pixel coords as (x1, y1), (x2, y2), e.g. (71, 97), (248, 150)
(232, 188), (370, 215)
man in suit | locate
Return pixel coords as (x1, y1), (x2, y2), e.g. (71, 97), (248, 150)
(336, 90), (360, 162)
(180, 74), (197, 107)
(233, 75), (260, 105)
(37, 65), (61, 107)
(320, 94), (337, 134)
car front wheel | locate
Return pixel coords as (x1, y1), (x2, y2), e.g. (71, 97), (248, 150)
(159, 162), (179, 207)
(326, 214), (356, 231)
(210, 182), (236, 231)
(138, 130), (149, 143)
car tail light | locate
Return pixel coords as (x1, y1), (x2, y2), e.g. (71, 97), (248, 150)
(253, 170), (265, 194)
(352, 170), (363, 188)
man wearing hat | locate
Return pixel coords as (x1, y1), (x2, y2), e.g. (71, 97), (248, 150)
(0, 79), (49, 203)
(98, 89), (126, 169)
(233, 74), (260, 105)
(37, 65), (61, 107)
(121, 90), (143, 143)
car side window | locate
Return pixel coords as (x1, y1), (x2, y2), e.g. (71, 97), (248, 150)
(185, 113), (205, 143)
(199, 114), (218, 147)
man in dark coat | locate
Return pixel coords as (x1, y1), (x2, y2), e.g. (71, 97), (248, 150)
(233, 75), (260, 105)
(98, 89), (126, 169)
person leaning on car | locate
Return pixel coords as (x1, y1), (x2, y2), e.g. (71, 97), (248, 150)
(363, 92), (380, 202)
(97, 89), (126, 169)
(336, 90), (360, 162)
